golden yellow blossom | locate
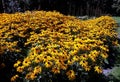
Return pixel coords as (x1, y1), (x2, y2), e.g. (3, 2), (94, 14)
(84, 66), (91, 71)
(44, 61), (53, 68)
(100, 53), (108, 59)
(79, 54), (88, 60)
(30, 72), (37, 80)
(33, 66), (42, 74)
(25, 72), (32, 80)
(22, 58), (31, 67)
(14, 60), (21, 68)
(34, 55), (43, 63)
(66, 70), (76, 80)
(51, 66), (60, 74)
(11, 75), (19, 82)
(7, 11), (118, 81)
(94, 66), (102, 74)
(16, 66), (24, 73)
(79, 60), (88, 67)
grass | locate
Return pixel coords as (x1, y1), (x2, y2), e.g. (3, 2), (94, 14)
(113, 17), (120, 24)
(112, 17), (120, 38)
(107, 17), (120, 82)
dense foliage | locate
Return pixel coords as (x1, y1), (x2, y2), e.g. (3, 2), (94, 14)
(0, 11), (119, 82)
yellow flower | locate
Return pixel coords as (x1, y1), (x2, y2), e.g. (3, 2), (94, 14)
(59, 63), (68, 70)
(11, 75), (19, 82)
(70, 50), (77, 55)
(94, 66), (102, 73)
(67, 60), (74, 65)
(33, 66), (42, 74)
(72, 56), (79, 62)
(79, 54), (88, 60)
(6, 11), (118, 81)
(66, 70), (76, 80)
(51, 66), (60, 74)
(33, 47), (39, 56)
(46, 56), (52, 61)
(100, 53), (108, 59)
(34, 55), (43, 63)
(88, 54), (96, 62)
(16, 66), (24, 73)
(14, 60), (21, 68)
(100, 46), (109, 51)
(30, 72), (37, 80)
(25, 72), (37, 80)
(22, 58), (31, 67)
(79, 60), (88, 67)
(25, 72), (32, 80)
(112, 40), (119, 46)
(44, 61), (53, 68)
(84, 66), (91, 71)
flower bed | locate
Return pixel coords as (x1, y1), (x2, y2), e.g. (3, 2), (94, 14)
(0, 11), (119, 82)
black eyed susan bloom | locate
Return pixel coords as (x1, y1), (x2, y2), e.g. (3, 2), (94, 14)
(0, 11), (118, 82)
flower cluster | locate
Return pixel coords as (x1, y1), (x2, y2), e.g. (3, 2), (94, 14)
(0, 11), (118, 81)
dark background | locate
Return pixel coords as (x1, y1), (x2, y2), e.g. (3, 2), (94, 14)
(0, 0), (120, 16)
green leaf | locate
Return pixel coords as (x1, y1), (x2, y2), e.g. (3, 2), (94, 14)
(110, 67), (120, 80)
(104, 59), (109, 64)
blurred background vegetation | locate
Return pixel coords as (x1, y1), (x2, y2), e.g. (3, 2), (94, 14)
(0, 0), (120, 16)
